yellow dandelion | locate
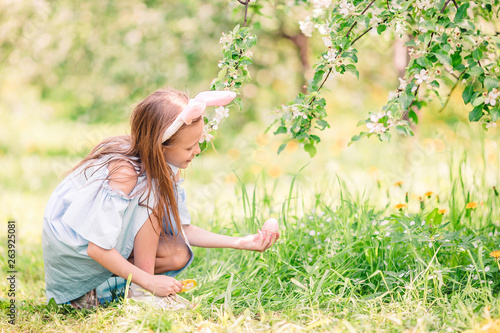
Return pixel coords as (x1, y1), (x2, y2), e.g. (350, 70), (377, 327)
(465, 202), (478, 209)
(394, 203), (407, 210)
(490, 250), (500, 259)
(438, 209), (447, 215)
(425, 191), (433, 197)
(394, 181), (404, 187)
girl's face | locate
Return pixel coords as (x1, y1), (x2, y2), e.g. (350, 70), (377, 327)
(163, 121), (203, 169)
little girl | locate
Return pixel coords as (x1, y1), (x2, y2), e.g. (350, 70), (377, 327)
(42, 88), (279, 309)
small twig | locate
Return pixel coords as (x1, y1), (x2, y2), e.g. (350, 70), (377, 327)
(346, 22), (358, 38)
(441, 0), (452, 13)
(361, 0), (376, 15)
(309, 0), (375, 105)
(237, 0), (251, 27)
(387, 0), (390, 10)
(244, 0), (250, 27)
(439, 83), (459, 112)
(451, 0), (459, 9)
(346, 0), (376, 38)
(351, 26), (373, 46)
(318, 68), (333, 91)
(438, 70), (466, 112)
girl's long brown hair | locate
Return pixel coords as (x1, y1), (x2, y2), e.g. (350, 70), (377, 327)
(69, 88), (198, 238)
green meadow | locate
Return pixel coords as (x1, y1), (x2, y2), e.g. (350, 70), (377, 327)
(1, 105), (500, 331)
(2, 1), (500, 331)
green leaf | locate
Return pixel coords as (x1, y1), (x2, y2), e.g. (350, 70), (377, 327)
(198, 140), (208, 153)
(455, 3), (469, 21)
(472, 96), (485, 107)
(356, 120), (366, 127)
(472, 48), (483, 61)
(274, 126), (288, 135)
(491, 107), (500, 122)
(349, 132), (368, 146)
(469, 65), (484, 76)
(311, 70), (325, 91)
(310, 134), (321, 143)
(395, 125), (410, 135)
(233, 97), (243, 111)
(399, 93), (416, 110)
(295, 131), (309, 140)
(426, 208), (443, 226)
(405, 40), (417, 47)
(346, 64), (359, 79)
(377, 24), (387, 34)
(469, 105), (484, 122)
(451, 51), (462, 68)
(433, 53), (452, 66)
(316, 119), (329, 130)
(484, 77), (499, 91)
(217, 68), (227, 79)
(277, 143), (287, 155)
(239, 56), (253, 66)
(462, 85), (474, 104)
(304, 143), (317, 158)
(408, 110), (419, 124)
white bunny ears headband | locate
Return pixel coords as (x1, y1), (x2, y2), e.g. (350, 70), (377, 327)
(162, 91), (236, 143)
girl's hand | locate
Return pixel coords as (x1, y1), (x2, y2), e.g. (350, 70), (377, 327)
(148, 275), (183, 296)
(236, 229), (279, 252)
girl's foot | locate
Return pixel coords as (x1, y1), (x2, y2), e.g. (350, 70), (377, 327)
(69, 289), (98, 310)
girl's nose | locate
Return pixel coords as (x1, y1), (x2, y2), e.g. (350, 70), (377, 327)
(194, 144), (201, 156)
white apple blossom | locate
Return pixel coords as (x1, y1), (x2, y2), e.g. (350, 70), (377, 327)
(311, 0), (332, 9)
(398, 77), (408, 90)
(486, 122), (497, 129)
(339, 0), (355, 17)
(200, 128), (214, 143)
(219, 32), (233, 45)
(317, 24), (331, 35)
(394, 21), (405, 37)
(415, 69), (430, 84)
(299, 17), (314, 37)
(366, 122), (387, 134)
(416, 0), (433, 10)
(312, 8), (325, 18)
(322, 36), (333, 48)
(323, 49), (337, 63)
(215, 106), (230, 118)
(291, 105), (307, 119)
(418, 18), (428, 33)
(368, 7), (384, 25)
(485, 88), (499, 106)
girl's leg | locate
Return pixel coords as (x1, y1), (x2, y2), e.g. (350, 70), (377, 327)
(129, 225), (190, 274)
(130, 218), (161, 275)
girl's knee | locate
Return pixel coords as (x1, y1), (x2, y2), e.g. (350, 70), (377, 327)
(171, 250), (190, 271)
(155, 245), (190, 273)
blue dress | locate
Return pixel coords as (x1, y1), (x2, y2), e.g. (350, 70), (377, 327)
(42, 156), (194, 304)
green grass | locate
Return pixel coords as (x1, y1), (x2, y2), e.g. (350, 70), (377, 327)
(1, 163), (500, 332)
(1, 106), (500, 331)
